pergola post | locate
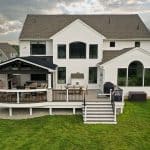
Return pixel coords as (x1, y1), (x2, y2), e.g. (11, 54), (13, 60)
(48, 73), (52, 89)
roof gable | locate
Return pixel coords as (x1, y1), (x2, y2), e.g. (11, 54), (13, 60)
(20, 14), (150, 40)
(50, 19), (105, 39)
(99, 47), (150, 65)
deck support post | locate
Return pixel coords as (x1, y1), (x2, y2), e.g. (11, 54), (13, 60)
(17, 92), (20, 104)
(29, 108), (32, 115)
(73, 108), (76, 115)
(9, 108), (12, 117)
(49, 108), (52, 115)
(66, 89), (69, 102)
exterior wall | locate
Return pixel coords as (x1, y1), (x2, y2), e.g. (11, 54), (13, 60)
(102, 48), (150, 96)
(20, 74), (30, 86)
(19, 40), (53, 57)
(0, 74), (8, 89)
(19, 41), (30, 57)
(103, 40), (134, 50)
(52, 20), (105, 89)
(103, 40), (150, 51)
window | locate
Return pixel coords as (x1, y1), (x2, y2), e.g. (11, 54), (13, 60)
(144, 69), (150, 86)
(58, 67), (66, 84)
(110, 41), (115, 47)
(117, 69), (127, 86)
(89, 67), (97, 83)
(58, 45), (66, 58)
(135, 41), (140, 47)
(69, 42), (86, 58)
(31, 74), (46, 81)
(30, 41), (46, 55)
(128, 61), (143, 86)
(89, 44), (98, 59)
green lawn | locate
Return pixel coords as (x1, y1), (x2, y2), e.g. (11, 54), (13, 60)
(0, 101), (150, 150)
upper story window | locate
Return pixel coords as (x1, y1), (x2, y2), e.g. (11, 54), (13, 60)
(89, 44), (98, 59)
(58, 44), (66, 59)
(69, 42), (86, 59)
(30, 41), (46, 55)
(110, 41), (115, 47)
(135, 41), (140, 47)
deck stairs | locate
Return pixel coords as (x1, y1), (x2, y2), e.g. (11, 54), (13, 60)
(83, 97), (116, 124)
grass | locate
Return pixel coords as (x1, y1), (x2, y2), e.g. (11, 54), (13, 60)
(0, 101), (150, 150)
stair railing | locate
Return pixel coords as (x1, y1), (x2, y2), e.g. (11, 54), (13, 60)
(110, 89), (117, 122)
(83, 92), (87, 122)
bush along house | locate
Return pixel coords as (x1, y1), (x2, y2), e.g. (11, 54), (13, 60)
(0, 14), (150, 124)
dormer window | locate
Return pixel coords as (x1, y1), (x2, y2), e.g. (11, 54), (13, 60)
(135, 41), (140, 47)
(30, 41), (46, 55)
(110, 41), (115, 47)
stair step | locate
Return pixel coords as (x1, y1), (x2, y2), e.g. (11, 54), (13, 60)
(83, 114), (114, 117)
(85, 102), (111, 105)
(83, 109), (113, 113)
(84, 121), (117, 124)
(86, 105), (112, 108)
(83, 112), (114, 115)
(83, 107), (113, 111)
(85, 117), (114, 121)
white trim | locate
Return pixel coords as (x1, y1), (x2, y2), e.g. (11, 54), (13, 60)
(50, 19), (106, 39)
(104, 38), (150, 41)
(0, 57), (55, 72)
(100, 47), (150, 66)
(0, 89), (47, 93)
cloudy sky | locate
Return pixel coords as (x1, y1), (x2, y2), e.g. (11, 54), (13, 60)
(0, 0), (150, 44)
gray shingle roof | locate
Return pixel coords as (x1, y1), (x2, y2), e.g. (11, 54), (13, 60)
(99, 47), (134, 65)
(20, 14), (150, 39)
(0, 56), (57, 70)
(22, 56), (57, 69)
(0, 43), (17, 58)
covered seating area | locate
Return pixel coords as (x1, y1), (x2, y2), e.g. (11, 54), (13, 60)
(0, 56), (57, 103)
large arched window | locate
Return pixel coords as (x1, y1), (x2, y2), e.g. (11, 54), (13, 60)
(128, 61), (143, 86)
(69, 42), (86, 58)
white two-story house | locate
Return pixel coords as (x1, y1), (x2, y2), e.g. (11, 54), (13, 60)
(0, 14), (150, 122)
(0, 14), (150, 96)
(18, 14), (150, 95)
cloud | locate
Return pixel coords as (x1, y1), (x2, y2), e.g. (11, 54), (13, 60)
(0, 15), (22, 35)
(0, 0), (150, 44)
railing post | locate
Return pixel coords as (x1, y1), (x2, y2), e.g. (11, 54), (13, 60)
(17, 92), (20, 104)
(114, 104), (117, 122)
(109, 89), (112, 101)
(66, 89), (69, 102)
(84, 106), (87, 122)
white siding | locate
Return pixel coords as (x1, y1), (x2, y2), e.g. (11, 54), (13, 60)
(103, 40), (150, 51)
(102, 48), (150, 96)
(19, 41), (30, 57)
(52, 20), (105, 89)
(20, 40), (53, 56)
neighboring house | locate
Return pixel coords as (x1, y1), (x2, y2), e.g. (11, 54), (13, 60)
(0, 43), (17, 63)
(0, 14), (150, 123)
